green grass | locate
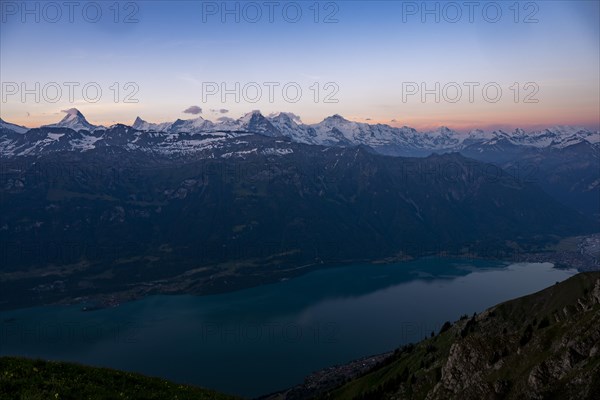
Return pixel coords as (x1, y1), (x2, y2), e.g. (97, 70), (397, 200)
(0, 357), (239, 400)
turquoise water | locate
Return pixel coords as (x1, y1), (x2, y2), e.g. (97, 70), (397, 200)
(0, 259), (576, 397)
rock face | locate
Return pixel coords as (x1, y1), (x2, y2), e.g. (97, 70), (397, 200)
(326, 272), (600, 400)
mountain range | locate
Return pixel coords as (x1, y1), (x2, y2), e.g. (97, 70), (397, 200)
(0, 109), (598, 310)
(1, 110), (598, 158)
(2, 109), (598, 217)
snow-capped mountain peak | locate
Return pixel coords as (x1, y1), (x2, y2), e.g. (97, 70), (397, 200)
(240, 110), (263, 120)
(427, 126), (462, 137)
(268, 112), (303, 125)
(468, 128), (486, 136)
(63, 108), (84, 118)
(132, 116), (146, 128)
(2, 109), (598, 158)
(169, 116), (214, 134)
(321, 114), (350, 124)
(235, 111), (281, 137)
(132, 116), (173, 132)
(43, 108), (103, 132)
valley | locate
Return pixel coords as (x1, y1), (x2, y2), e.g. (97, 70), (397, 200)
(1, 111), (598, 310)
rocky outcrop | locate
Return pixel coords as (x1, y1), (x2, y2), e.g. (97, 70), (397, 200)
(325, 273), (600, 400)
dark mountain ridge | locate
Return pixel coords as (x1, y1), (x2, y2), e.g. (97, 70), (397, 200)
(0, 135), (594, 310)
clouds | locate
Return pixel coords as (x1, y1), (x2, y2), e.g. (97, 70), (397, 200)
(210, 109), (229, 114)
(268, 111), (302, 123)
(183, 106), (202, 115)
(61, 108), (80, 115)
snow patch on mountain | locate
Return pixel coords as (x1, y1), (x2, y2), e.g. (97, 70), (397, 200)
(2, 109), (598, 158)
(0, 118), (30, 134)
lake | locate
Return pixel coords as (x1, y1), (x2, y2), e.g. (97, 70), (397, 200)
(0, 258), (577, 397)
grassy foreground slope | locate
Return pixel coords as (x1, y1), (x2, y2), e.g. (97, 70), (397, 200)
(0, 357), (238, 400)
(325, 272), (600, 400)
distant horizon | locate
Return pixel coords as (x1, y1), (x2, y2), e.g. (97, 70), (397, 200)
(2, 107), (599, 134)
(2, 1), (598, 133)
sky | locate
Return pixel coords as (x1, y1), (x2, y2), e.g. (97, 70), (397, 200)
(1, 0), (599, 132)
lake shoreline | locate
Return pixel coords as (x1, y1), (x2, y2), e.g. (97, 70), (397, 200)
(0, 260), (581, 397)
(1, 234), (598, 313)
